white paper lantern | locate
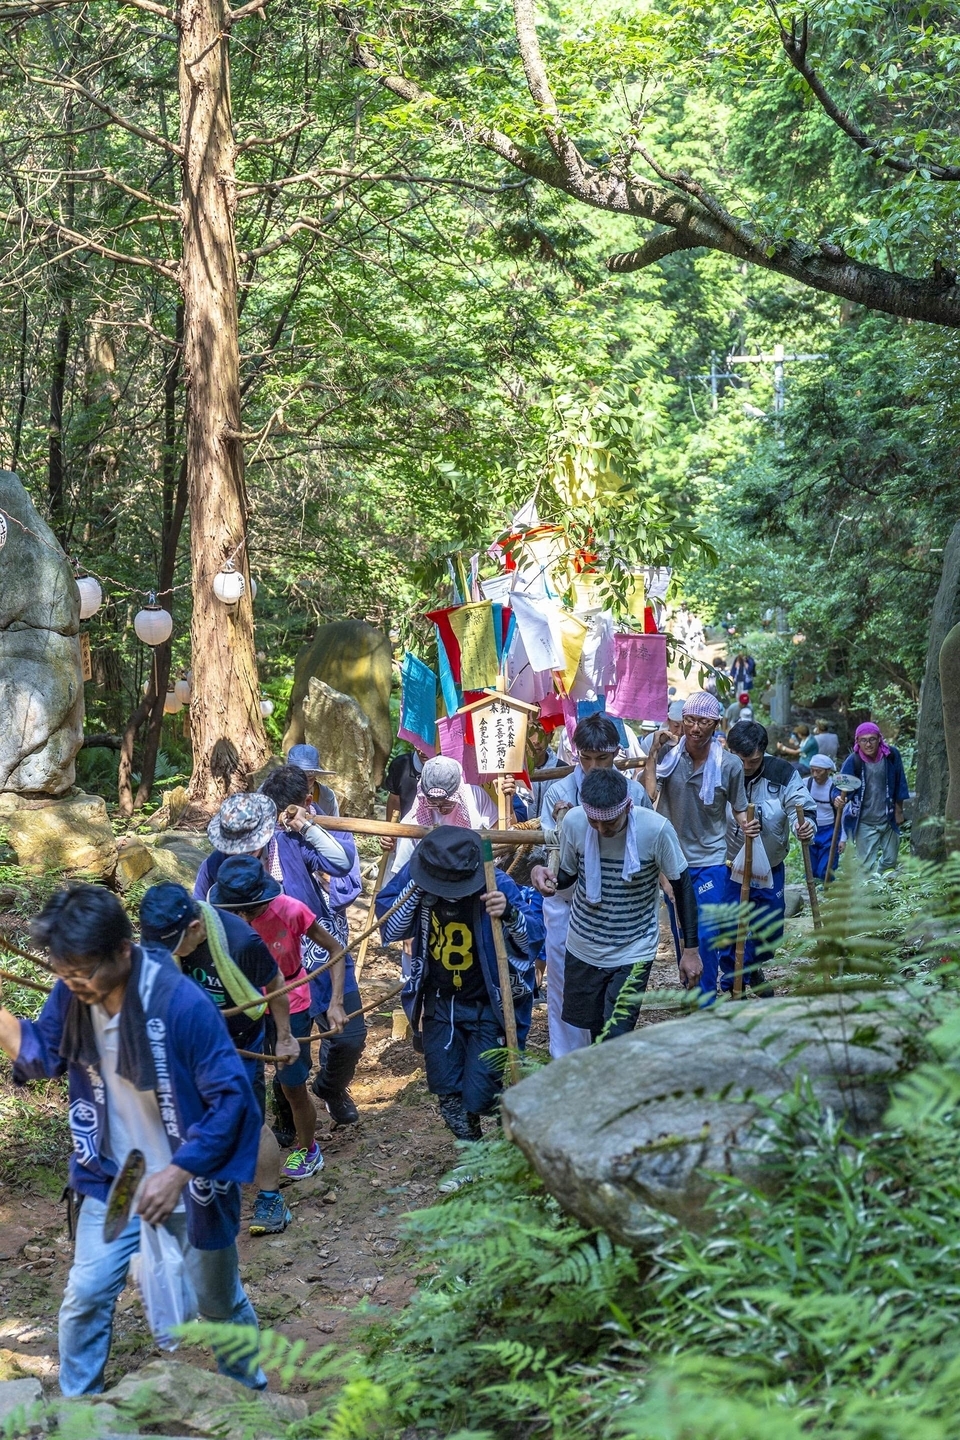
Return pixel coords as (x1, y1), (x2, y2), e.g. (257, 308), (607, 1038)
(163, 691), (183, 715)
(260, 697), (274, 718)
(250, 577), (258, 601)
(142, 680), (151, 696)
(213, 564), (245, 606)
(76, 575), (103, 620)
(134, 594), (173, 647)
(174, 677), (191, 705)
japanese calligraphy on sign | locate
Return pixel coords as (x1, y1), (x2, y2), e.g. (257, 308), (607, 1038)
(471, 696), (529, 775)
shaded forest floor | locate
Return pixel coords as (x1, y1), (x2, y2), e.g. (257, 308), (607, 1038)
(0, 895), (810, 1400)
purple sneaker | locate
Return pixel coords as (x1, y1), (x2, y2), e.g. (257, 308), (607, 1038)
(281, 1142), (324, 1180)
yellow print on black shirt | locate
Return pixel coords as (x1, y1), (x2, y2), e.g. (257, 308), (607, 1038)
(428, 909), (475, 989)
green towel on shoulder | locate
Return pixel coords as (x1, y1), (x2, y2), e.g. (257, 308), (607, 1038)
(198, 901), (267, 1022)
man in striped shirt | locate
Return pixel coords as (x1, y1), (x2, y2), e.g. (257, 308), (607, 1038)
(531, 769), (700, 1042)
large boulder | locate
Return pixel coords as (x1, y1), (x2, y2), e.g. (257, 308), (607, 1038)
(0, 471), (84, 795)
(282, 620), (392, 786)
(96, 1359), (307, 1437)
(300, 678), (378, 817)
(6, 794), (118, 878)
(501, 994), (916, 1249)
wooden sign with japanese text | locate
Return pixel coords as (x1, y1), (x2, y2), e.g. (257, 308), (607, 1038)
(472, 695), (529, 775)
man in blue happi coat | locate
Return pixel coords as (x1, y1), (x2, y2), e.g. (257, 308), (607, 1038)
(0, 884), (265, 1396)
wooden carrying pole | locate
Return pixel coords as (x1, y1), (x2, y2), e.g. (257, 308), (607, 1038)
(795, 802), (822, 930)
(309, 814), (546, 846)
(732, 803), (755, 1000)
(354, 849), (391, 986)
(529, 756), (647, 782)
(481, 837), (521, 1085)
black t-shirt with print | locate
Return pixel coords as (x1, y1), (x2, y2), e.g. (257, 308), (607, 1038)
(426, 894), (487, 1002)
(181, 908), (279, 1050)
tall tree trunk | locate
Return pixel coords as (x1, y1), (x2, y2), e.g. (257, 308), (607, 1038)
(134, 306), (187, 808)
(48, 299), (71, 536)
(178, 0), (267, 808)
(913, 520), (960, 859)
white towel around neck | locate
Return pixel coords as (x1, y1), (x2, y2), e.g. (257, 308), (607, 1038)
(582, 803), (642, 905)
(656, 735), (724, 807)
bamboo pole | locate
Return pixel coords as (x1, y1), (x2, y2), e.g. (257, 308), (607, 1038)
(236, 980), (406, 1062)
(354, 849), (391, 986)
(305, 814), (547, 845)
(481, 837), (521, 1085)
(733, 803), (755, 1000)
(796, 802), (822, 930)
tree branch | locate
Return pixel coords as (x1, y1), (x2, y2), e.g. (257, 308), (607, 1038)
(772, 6), (960, 182)
(30, 74), (183, 156)
(234, 166), (533, 199)
(332, 5), (960, 327)
(3, 209), (178, 278)
(0, 0), (173, 17)
(227, 0), (269, 22)
(511, 0), (585, 182)
(607, 228), (702, 272)
(237, 214), (337, 262)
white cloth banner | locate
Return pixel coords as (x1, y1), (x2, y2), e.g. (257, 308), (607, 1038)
(509, 592), (565, 672)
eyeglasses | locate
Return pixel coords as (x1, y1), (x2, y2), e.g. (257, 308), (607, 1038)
(50, 953), (118, 984)
(682, 716), (715, 730)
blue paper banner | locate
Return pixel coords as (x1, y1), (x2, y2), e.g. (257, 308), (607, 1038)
(399, 652), (438, 751)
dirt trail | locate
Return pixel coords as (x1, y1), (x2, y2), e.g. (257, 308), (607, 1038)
(0, 901), (805, 1395)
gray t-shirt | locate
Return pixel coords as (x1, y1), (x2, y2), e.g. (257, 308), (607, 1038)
(860, 759), (888, 825)
(814, 731), (839, 760)
(657, 748), (748, 866)
(559, 806), (687, 969)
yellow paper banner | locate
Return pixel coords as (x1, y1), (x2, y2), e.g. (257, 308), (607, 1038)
(448, 601), (500, 690)
(556, 610), (589, 694)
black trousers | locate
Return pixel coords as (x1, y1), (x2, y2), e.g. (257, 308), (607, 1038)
(561, 952), (652, 1042)
(271, 988), (366, 1131)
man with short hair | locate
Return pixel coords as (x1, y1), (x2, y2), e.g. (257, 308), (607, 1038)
(375, 826), (543, 1140)
(0, 885), (265, 1396)
(724, 692), (751, 730)
(645, 692), (750, 1000)
(540, 713), (652, 1056)
(531, 769), (699, 1041)
(139, 882), (298, 1237)
(720, 720), (816, 993)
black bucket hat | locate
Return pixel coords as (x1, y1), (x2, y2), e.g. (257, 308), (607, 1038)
(209, 854), (281, 909)
(409, 825), (486, 900)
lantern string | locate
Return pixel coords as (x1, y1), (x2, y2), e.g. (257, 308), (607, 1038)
(0, 508), (249, 604)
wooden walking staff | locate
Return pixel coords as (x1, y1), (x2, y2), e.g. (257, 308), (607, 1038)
(796, 802), (822, 930)
(732, 802), (755, 1000)
(825, 774), (861, 884)
(354, 848), (391, 986)
(481, 836), (521, 1085)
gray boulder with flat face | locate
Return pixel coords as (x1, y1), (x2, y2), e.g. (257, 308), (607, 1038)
(500, 994), (916, 1249)
(0, 471), (84, 795)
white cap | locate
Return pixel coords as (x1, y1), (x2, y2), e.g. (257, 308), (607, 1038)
(809, 754), (836, 771)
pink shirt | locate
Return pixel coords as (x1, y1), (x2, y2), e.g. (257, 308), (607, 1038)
(249, 895), (315, 1014)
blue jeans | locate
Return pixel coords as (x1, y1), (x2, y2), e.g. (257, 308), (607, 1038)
(59, 1196), (266, 1396)
(718, 863), (785, 992)
(665, 863), (730, 1002)
(420, 995), (504, 1114)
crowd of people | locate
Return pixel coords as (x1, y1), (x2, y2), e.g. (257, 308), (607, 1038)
(0, 653), (913, 1397)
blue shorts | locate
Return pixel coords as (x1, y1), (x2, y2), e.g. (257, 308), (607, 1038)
(269, 1007), (313, 1088)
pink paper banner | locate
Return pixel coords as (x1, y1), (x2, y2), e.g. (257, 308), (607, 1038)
(436, 713), (480, 784)
(397, 724), (436, 759)
(606, 633), (668, 722)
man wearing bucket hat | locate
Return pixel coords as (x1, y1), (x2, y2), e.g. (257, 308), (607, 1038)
(139, 882), (299, 1237)
(375, 826), (543, 1141)
(210, 855), (346, 1181)
(645, 691), (751, 1000)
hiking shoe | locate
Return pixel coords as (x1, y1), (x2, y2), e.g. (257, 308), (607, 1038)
(438, 1093), (481, 1141)
(281, 1142), (324, 1180)
(249, 1191), (292, 1236)
(312, 1081), (359, 1126)
(271, 1126), (296, 1148)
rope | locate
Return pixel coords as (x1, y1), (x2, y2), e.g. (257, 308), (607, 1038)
(235, 981), (406, 1063)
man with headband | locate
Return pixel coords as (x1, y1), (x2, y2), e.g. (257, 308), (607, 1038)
(839, 721), (909, 874)
(531, 768), (699, 1040)
(644, 691), (750, 1000)
(539, 713), (652, 1057)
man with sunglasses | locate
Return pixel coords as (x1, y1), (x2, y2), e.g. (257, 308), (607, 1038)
(644, 691), (751, 1000)
(0, 884), (265, 1396)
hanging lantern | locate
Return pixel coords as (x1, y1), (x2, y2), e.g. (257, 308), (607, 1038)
(250, 577), (258, 601)
(76, 575), (103, 620)
(260, 697), (274, 718)
(174, 677), (191, 705)
(164, 691), (183, 715)
(134, 593), (173, 647)
(213, 562), (245, 607)
(142, 680), (151, 696)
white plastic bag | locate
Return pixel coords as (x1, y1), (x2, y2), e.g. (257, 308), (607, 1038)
(131, 1221), (195, 1351)
(730, 834), (773, 890)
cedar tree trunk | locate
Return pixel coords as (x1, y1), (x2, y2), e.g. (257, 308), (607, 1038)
(178, 0), (268, 806)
